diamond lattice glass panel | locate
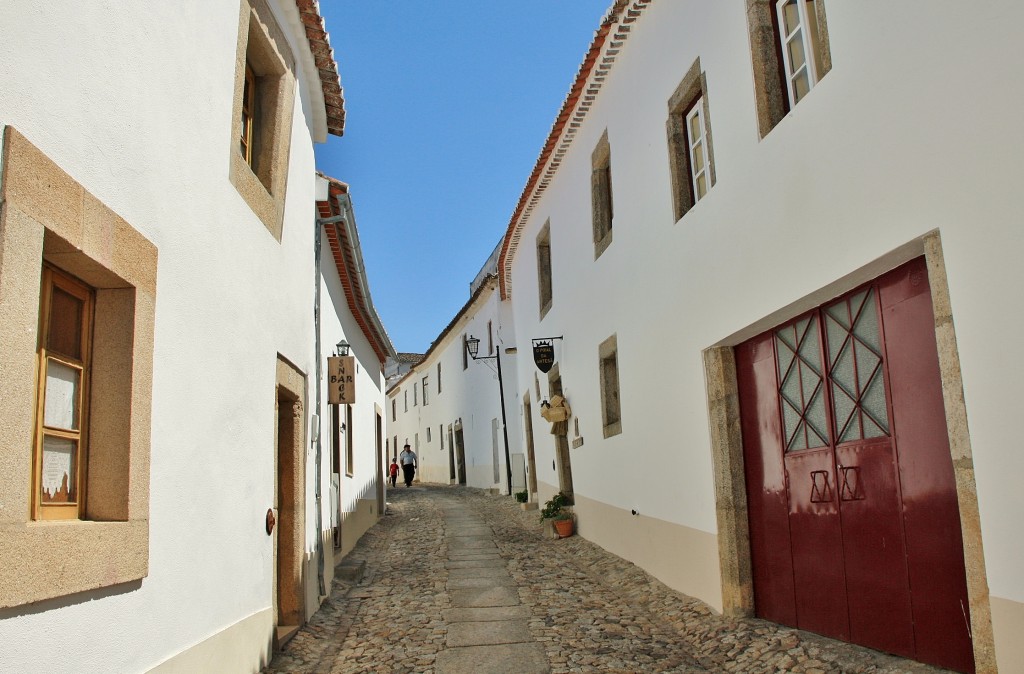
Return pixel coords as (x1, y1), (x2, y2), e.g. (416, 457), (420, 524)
(781, 364), (802, 411)
(825, 314), (848, 367)
(840, 411), (862, 444)
(777, 322), (799, 351)
(853, 291), (881, 353)
(800, 361), (820, 409)
(863, 413), (886, 439)
(777, 338), (796, 382)
(805, 388), (829, 447)
(782, 399), (802, 449)
(44, 359), (80, 430)
(826, 301), (851, 330)
(832, 382), (857, 441)
(861, 370), (890, 433)
(855, 343), (880, 395)
(789, 420), (808, 451)
(798, 319), (823, 376)
(41, 436), (76, 502)
(832, 340), (855, 394)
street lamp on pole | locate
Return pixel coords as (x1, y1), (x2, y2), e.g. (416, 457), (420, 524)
(465, 334), (513, 496)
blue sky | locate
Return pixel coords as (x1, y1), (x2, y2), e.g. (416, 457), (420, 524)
(315, 2), (611, 354)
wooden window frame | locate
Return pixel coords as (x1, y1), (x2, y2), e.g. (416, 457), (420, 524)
(537, 222), (553, 319)
(591, 131), (613, 259)
(240, 63), (257, 166)
(331, 403), (341, 474)
(422, 376), (429, 406)
(599, 334), (622, 438)
(33, 266), (94, 520)
(345, 404), (354, 477)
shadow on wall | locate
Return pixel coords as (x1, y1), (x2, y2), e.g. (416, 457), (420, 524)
(0, 578), (143, 619)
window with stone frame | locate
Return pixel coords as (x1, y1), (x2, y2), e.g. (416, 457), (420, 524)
(537, 222), (553, 319)
(437, 362), (442, 394)
(746, 0), (832, 138)
(414, 382), (418, 406)
(0, 127), (156, 607)
(229, 0), (297, 239)
(599, 334), (622, 438)
(666, 58), (717, 222)
(591, 131), (613, 259)
(422, 376), (429, 405)
(463, 334), (469, 370)
(392, 398), (396, 422)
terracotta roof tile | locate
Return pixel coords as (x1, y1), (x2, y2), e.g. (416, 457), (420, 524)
(294, 0), (345, 136)
(497, 0), (652, 299)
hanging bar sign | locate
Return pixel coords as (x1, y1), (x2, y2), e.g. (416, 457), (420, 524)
(532, 340), (555, 373)
(328, 356), (356, 404)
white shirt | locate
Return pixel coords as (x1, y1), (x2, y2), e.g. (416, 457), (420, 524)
(400, 449), (416, 465)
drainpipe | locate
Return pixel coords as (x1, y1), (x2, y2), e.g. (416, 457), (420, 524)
(314, 210), (347, 599)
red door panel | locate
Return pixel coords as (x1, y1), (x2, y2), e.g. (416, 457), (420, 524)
(736, 334), (797, 627)
(834, 440), (915, 657)
(737, 257), (974, 674)
(878, 260), (974, 673)
(785, 449), (849, 640)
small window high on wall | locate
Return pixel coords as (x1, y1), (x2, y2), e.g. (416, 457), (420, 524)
(747, 0), (831, 138)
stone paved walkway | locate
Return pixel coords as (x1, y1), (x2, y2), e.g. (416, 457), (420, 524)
(263, 484), (950, 674)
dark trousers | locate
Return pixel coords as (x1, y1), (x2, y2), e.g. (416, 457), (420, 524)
(402, 463), (415, 487)
(389, 473), (397, 487)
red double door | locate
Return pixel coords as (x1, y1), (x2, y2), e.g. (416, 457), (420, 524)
(736, 257), (974, 673)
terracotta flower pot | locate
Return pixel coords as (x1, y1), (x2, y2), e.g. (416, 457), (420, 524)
(553, 518), (574, 538)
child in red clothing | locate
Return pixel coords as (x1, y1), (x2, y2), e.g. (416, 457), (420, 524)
(388, 459), (399, 488)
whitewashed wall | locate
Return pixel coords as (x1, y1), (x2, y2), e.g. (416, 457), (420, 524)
(319, 237), (388, 558)
(0, 1), (335, 671)
(388, 280), (522, 492)
(507, 0), (1024, 659)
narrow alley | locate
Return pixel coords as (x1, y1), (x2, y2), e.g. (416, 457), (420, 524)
(264, 485), (948, 674)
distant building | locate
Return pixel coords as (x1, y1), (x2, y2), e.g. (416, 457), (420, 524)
(388, 244), (524, 493)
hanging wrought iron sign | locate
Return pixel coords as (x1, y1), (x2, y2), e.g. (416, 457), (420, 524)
(531, 337), (562, 373)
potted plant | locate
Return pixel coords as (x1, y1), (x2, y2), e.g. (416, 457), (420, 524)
(540, 492), (574, 538)
(514, 490), (529, 503)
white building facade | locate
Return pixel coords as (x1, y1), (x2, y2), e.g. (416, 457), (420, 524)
(388, 273), (525, 494)
(0, 2), (391, 672)
(495, 1), (1024, 672)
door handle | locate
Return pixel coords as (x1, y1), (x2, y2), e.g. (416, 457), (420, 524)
(839, 465), (865, 501)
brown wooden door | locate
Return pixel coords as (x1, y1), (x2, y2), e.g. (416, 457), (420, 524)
(737, 257), (973, 672)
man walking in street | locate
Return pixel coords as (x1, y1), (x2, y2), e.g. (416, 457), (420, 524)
(399, 443), (417, 487)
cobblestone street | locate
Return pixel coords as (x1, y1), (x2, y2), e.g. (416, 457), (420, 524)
(264, 485), (949, 674)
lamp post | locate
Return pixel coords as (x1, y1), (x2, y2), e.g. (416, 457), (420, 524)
(465, 335), (513, 496)
(335, 339), (350, 357)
